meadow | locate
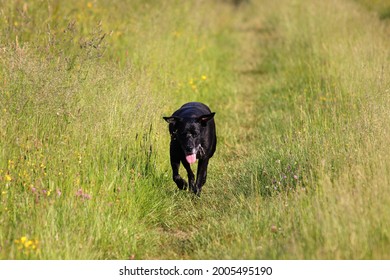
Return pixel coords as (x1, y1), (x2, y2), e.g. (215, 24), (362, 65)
(1, 0), (389, 259)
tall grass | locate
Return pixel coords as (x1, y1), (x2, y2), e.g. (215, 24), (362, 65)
(1, 0), (389, 259)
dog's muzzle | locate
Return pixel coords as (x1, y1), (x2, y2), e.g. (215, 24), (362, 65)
(185, 145), (203, 165)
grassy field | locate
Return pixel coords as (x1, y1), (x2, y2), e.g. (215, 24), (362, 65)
(1, 0), (389, 259)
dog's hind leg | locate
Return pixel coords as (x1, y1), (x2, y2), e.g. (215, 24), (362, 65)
(193, 158), (210, 196)
(181, 159), (195, 191)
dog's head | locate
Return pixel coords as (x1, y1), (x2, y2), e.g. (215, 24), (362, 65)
(163, 113), (215, 164)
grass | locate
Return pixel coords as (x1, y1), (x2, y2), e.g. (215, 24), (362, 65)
(355, 0), (390, 20)
(1, 0), (389, 259)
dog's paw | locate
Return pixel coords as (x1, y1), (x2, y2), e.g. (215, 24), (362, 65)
(192, 186), (201, 196)
(180, 180), (188, 190)
(174, 176), (188, 190)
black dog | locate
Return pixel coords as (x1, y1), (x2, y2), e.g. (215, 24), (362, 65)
(163, 102), (216, 196)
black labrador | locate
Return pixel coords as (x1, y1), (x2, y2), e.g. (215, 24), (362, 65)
(163, 102), (216, 196)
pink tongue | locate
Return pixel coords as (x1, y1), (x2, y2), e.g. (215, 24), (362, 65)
(186, 154), (197, 164)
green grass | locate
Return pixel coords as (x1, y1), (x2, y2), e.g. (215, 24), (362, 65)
(1, 0), (389, 259)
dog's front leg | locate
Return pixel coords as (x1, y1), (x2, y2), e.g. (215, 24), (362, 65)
(181, 159), (195, 191)
(170, 143), (187, 190)
(193, 158), (210, 196)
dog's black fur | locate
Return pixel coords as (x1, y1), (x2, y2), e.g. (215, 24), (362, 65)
(163, 102), (216, 196)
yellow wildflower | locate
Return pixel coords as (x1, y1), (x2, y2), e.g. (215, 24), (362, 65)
(26, 240), (33, 248)
(5, 174), (12, 182)
(201, 75), (207, 81)
(15, 236), (39, 252)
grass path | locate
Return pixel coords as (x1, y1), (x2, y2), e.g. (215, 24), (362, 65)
(149, 4), (272, 259)
(133, 4), (268, 259)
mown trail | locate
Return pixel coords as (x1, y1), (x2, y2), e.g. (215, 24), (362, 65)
(146, 4), (265, 259)
(149, 2), (289, 259)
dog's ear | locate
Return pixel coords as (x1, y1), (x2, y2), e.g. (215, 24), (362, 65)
(163, 116), (181, 124)
(197, 112), (215, 126)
